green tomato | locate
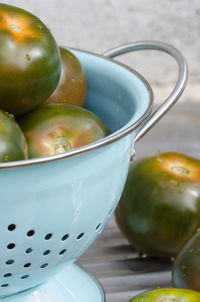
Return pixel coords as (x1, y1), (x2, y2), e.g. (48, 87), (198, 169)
(115, 153), (200, 257)
(0, 109), (28, 162)
(0, 3), (61, 117)
(129, 288), (200, 302)
(44, 47), (87, 107)
(173, 229), (200, 291)
(18, 104), (110, 158)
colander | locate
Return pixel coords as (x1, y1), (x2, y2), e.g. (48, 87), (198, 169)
(0, 41), (187, 302)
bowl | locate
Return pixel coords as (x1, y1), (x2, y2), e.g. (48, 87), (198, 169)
(0, 41), (187, 302)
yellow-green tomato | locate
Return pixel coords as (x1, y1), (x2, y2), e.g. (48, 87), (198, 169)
(0, 3), (61, 117)
(0, 109), (28, 162)
(115, 153), (200, 258)
(129, 288), (200, 302)
(18, 104), (110, 158)
(44, 47), (87, 107)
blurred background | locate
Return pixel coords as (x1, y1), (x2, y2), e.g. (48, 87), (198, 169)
(1, 0), (199, 104)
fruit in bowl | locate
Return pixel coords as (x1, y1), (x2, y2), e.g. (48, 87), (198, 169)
(44, 47), (87, 107)
(0, 109), (28, 162)
(0, 3), (109, 163)
(0, 3), (61, 117)
(18, 104), (110, 158)
(115, 152), (200, 257)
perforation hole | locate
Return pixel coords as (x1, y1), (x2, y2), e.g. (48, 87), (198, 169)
(77, 233), (84, 240)
(108, 209), (113, 216)
(7, 243), (15, 249)
(3, 273), (12, 278)
(27, 230), (35, 237)
(41, 263), (48, 268)
(21, 275), (29, 279)
(62, 234), (69, 241)
(43, 250), (51, 256)
(96, 223), (101, 230)
(6, 259), (14, 265)
(45, 233), (52, 240)
(24, 263), (31, 268)
(26, 248), (33, 254)
(8, 224), (16, 231)
(59, 249), (66, 255)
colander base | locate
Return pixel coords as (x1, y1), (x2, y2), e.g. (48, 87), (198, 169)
(1, 264), (105, 302)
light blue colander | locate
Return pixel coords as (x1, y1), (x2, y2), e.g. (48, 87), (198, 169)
(0, 41), (187, 302)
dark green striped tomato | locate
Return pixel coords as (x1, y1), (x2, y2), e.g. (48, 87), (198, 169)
(44, 47), (87, 107)
(115, 153), (200, 258)
(173, 229), (200, 291)
(0, 109), (28, 162)
(129, 288), (200, 302)
(0, 3), (61, 117)
(18, 104), (110, 158)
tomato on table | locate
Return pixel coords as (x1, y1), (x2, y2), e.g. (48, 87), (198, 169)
(173, 228), (200, 291)
(115, 153), (200, 257)
(129, 288), (200, 302)
(0, 3), (61, 117)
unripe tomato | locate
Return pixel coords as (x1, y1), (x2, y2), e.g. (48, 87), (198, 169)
(173, 229), (200, 291)
(115, 153), (200, 258)
(129, 288), (200, 302)
(18, 104), (110, 158)
(0, 109), (28, 162)
(44, 47), (87, 107)
(0, 3), (61, 117)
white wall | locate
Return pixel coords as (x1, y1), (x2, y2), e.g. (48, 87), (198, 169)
(0, 0), (199, 102)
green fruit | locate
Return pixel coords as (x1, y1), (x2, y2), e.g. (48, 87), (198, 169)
(18, 104), (110, 158)
(115, 153), (200, 257)
(129, 288), (200, 301)
(0, 3), (61, 117)
(44, 47), (87, 107)
(0, 109), (28, 162)
(173, 229), (200, 291)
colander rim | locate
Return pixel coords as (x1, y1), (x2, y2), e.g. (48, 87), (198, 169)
(0, 48), (153, 169)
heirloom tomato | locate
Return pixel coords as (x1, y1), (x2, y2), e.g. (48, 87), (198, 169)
(0, 3), (61, 116)
(173, 229), (200, 291)
(129, 288), (200, 302)
(115, 153), (200, 258)
(18, 104), (110, 158)
(0, 109), (27, 162)
(44, 47), (87, 107)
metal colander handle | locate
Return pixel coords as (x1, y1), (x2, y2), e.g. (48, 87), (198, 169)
(103, 41), (188, 143)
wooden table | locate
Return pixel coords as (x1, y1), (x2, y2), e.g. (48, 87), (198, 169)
(78, 103), (200, 302)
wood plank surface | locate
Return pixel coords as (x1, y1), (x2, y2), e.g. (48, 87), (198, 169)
(78, 103), (200, 301)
